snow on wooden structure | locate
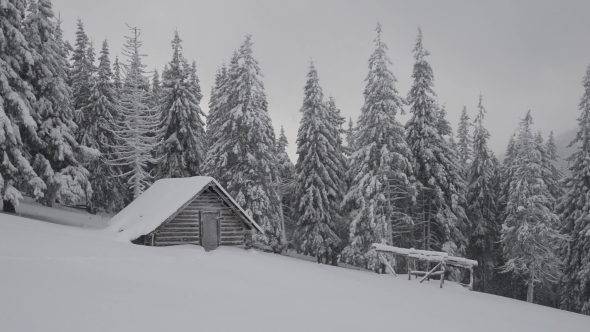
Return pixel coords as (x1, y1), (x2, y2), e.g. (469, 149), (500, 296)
(370, 244), (478, 290)
(109, 177), (263, 251)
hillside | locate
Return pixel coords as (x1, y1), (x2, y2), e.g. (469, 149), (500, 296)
(0, 212), (588, 331)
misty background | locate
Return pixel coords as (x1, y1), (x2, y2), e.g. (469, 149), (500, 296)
(53, 0), (590, 162)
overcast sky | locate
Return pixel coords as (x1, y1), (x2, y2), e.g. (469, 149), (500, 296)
(53, 0), (590, 161)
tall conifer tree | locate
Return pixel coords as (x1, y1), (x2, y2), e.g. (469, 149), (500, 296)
(81, 39), (125, 212)
(202, 36), (283, 251)
(466, 94), (498, 291)
(342, 24), (414, 265)
(156, 30), (207, 178)
(501, 111), (563, 303)
(405, 28), (468, 253)
(0, 0), (45, 212)
(558, 64), (590, 314)
(457, 106), (473, 166)
(70, 19), (94, 114)
(293, 62), (346, 262)
(24, 0), (93, 207)
(108, 25), (159, 199)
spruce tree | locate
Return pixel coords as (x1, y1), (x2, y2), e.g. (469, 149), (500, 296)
(24, 0), (96, 207)
(189, 60), (203, 104)
(151, 69), (162, 105)
(277, 126), (295, 180)
(457, 106), (473, 166)
(405, 28), (468, 253)
(544, 131), (563, 205)
(202, 36), (283, 252)
(500, 111), (563, 303)
(156, 30), (207, 178)
(0, 0), (46, 212)
(342, 23), (414, 266)
(466, 94), (498, 292)
(108, 25), (159, 199)
(70, 19), (94, 114)
(344, 117), (356, 155)
(437, 104), (453, 138)
(276, 125), (296, 241)
(80, 39), (125, 212)
(293, 62), (346, 262)
(558, 64), (590, 314)
(113, 55), (122, 93)
(203, 62), (231, 180)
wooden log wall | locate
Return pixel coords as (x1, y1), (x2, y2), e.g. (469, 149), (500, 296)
(152, 188), (245, 247)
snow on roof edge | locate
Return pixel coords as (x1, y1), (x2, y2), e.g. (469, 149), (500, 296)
(208, 178), (263, 234)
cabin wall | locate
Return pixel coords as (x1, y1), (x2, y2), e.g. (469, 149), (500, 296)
(151, 188), (246, 247)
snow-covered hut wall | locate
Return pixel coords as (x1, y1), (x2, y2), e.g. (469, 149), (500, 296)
(137, 188), (248, 247)
(109, 176), (262, 251)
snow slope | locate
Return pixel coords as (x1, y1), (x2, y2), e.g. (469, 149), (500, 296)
(3, 196), (110, 229)
(0, 214), (588, 332)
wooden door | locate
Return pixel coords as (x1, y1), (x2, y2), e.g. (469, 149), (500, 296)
(201, 211), (220, 251)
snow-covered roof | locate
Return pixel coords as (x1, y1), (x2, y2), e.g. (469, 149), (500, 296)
(108, 176), (263, 242)
(371, 243), (477, 266)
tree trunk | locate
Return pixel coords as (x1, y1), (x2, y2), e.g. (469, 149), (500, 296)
(330, 253), (338, 266)
(3, 200), (16, 213)
(426, 197), (432, 251)
(527, 279), (534, 303)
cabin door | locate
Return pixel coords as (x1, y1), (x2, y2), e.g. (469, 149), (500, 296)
(201, 211), (220, 251)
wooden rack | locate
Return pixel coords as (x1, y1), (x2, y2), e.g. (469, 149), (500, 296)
(370, 244), (478, 290)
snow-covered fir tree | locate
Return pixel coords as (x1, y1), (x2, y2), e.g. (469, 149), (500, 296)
(500, 110), (563, 303)
(342, 23), (414, 266)
(405, 27), (468, 253)
(436, 104), (453, 138)
(277, 126), (295, 180)
(202, 36), (284, 252)
(293, 62), (346, 262)
(276, 125), (296, 241)
(203, 64), (230, 180)
(70, 19), (95, 115)
(189, 60), (203, 104)
(156, 30), (207, 178)
(108, 25), (159, 199)
(0, 0), (46, 212)
(558, 64), (590, 314)
(543, 130), (563, 205)
(151, 69), (162, 106)
(79, 39), (125, 212)
(499, 134), (517, 210)
(113, 55), (122, 92)
(457, 106), (473, 166)
(23, 0), (94, 207)
(466, 94), (498, 292)
(344, 117), (356, 155)
(55, 13), (72, 58)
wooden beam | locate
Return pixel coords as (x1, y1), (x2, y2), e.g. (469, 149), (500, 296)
(378, 253), (397, 276)
(419, 262), (442, 283)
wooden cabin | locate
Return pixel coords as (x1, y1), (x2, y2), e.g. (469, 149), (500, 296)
(108, 176), (263, 251)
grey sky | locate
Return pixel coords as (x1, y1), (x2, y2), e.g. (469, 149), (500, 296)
(54, 0), (590, 161)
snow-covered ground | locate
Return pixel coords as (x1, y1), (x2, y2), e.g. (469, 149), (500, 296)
(0, 213), (588, 332)
(4, 196), (110, 229)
